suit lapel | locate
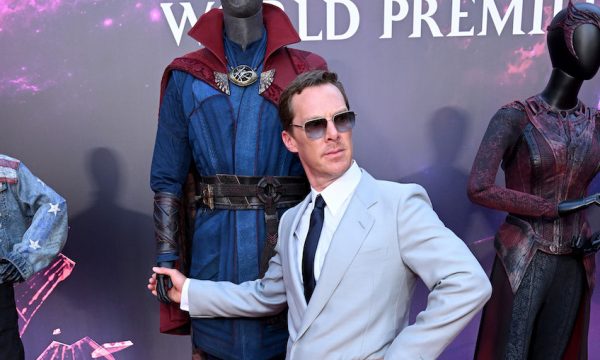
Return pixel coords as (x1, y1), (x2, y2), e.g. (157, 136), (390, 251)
(286, 195), (312, 308)
(296, 172), (377, 339)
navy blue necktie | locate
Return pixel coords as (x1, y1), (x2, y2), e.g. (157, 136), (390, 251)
(302, 195), (326, 303)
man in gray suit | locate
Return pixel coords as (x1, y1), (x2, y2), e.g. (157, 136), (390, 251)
(149, 70), (492, 359)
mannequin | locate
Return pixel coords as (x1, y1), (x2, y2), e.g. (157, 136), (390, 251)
(150, 1), (327, 358)
(468, 2), (600, 359)
(221, 0), (263, 49)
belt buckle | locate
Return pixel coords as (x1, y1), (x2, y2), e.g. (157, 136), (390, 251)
(257, 176), (282, 204)
(202, 184), (214, 210)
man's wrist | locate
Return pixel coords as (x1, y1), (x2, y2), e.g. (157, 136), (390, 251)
(180, 278), (191, 311)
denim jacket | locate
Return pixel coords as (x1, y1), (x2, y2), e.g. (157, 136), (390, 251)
(0, 155), (68, 282)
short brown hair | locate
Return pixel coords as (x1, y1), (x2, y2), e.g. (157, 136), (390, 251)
(278, 70), (350, 130)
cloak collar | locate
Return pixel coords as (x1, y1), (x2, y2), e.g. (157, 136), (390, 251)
(187, 4), (301, 70)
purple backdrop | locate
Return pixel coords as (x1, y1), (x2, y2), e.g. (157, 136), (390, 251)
(1, 0), (599, 359)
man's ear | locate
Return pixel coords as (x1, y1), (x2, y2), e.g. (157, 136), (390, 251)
(282, 130), (298, 153)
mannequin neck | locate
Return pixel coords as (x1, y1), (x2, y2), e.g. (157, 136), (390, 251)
(539, 68), (584, 110)
(223, 8), (264, 51)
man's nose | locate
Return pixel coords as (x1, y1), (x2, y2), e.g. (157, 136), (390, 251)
(324, 119), (339, 140)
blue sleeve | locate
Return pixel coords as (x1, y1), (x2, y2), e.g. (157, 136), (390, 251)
(150, 71), (193, 197)
(4, 163), (68, 280)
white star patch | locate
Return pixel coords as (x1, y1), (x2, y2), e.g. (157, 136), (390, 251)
(29, 239), (41, 250)
(48, 203), (60, 216)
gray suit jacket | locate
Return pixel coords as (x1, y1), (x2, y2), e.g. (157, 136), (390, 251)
(189, 170), (491, 359)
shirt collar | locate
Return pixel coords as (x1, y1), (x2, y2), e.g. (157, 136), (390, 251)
(310, 161), (361, 216)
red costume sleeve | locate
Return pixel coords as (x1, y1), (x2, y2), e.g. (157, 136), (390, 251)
(467, 106), (559, 218)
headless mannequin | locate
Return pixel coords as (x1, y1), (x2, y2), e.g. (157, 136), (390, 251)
(222, 0), (263, 50)
(156, 0), (266, 303)
(470, 3), (600, 358)
(151, 1), (327, 357)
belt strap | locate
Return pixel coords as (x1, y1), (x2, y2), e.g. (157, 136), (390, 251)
(196, 174), (309, 278)
(196, 175), (308, 210)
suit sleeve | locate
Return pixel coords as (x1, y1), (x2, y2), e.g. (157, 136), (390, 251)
(386, 184), (491, 359)
(187, 213), (289, 318)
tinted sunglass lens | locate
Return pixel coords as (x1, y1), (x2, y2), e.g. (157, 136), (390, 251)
(304, 118), (327, 139)
(334, 112), (355, 132)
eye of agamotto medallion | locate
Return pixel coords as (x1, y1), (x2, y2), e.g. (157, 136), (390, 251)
(228, 65), (259, 87)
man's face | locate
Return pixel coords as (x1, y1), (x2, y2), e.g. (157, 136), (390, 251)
(221, 0), (262, 18)
(282, 84), (353, 191)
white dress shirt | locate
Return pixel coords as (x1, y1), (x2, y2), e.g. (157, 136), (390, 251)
(294, 161), (361, 283)
(181, 161), (362, 311)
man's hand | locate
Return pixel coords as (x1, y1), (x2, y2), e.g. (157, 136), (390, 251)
(148, 267), (187, 304)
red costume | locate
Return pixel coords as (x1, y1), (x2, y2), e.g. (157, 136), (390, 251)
(160, 5), (325, 108)
(469, 2), (600, 357)
(469, 96), (598, 359)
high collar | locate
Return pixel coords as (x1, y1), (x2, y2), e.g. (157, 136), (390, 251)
(188, 4), (301, 69)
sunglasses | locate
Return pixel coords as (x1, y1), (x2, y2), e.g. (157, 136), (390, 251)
(291, 110), (356, 140)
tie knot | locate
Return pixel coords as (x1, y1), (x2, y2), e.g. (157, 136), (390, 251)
(314, 195), (326, 210)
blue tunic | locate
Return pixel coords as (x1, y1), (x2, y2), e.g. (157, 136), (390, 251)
(150, 32), (301, 359)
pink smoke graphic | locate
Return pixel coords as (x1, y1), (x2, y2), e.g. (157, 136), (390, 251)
(0, 0), (72, 28)
(505, 40), (546, 77)
(0, 0), (162, 31)
(499, 5), (554, 84)
(1, 1), (163, 95)
(2, 74), (58, 93)
(149, 7), (161, 22)
(0, 70), (62, 95)
(8, 76), (42, 92)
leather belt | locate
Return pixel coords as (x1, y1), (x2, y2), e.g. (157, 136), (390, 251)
(196, 175), (309, 210)
(195, 174), (309, 278)
(536, 242), (573, 255)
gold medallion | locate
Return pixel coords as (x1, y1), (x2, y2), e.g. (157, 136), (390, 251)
(228, 65), (258, 87)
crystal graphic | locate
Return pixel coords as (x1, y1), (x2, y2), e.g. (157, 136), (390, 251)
(37, 337), (116, 360)
(91, 341), (134, 358)
(36, 338), (133, 359)
(14, 254), (75, 335)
